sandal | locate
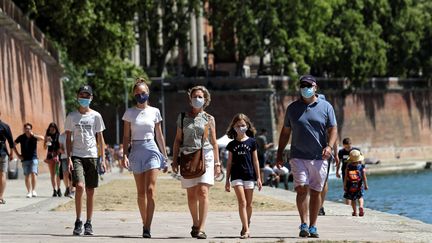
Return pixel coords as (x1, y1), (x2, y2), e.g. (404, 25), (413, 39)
(352, 211), (357, 216)
(190, 226), (199, 238)
(359, 207), (364, 217)
(240, 231), (250, 239)
(0, 199), (5, 204)
(196, 231), (207, 239)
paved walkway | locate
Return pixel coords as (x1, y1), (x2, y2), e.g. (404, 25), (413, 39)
(1, 169), (431, 242)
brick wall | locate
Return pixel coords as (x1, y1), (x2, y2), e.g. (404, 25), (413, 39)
(0, 26), (64, 168)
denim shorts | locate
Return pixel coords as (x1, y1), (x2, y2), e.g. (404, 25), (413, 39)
(0, 154), (8, 172)
(128, 140), (166, 174)
(22, 159), (39, 176)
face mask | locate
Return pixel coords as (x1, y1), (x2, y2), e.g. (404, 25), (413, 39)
(301, 87), (315, 99)
(235, 126), (248, 134)
(78, 98), (91, 108)
(191, 97), (205, 109)
(135, 93), (149, 104)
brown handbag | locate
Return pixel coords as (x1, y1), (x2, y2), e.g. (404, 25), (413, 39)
(179, 113), (208, 179)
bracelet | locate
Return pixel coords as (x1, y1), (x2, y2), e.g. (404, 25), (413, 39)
(214, 162), (221, 166)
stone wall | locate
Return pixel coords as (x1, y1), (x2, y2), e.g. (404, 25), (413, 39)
(148, 77), (432, 162)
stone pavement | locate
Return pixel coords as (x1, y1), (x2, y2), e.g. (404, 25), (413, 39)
(1, 169), (431, 243)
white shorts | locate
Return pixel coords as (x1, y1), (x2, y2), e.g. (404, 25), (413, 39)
(231, 179), (255, 190)
(290, 158), (328, 192)
(181, 149), (215, 189)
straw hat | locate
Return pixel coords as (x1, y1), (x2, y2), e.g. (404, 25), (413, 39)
(347, 149), (364, 163)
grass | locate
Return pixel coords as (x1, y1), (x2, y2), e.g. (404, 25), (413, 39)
(54, 174), (297, 212)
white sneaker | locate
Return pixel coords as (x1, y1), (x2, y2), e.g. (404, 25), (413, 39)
(26, 192), (32, 198)
(32, 191), (37, 197)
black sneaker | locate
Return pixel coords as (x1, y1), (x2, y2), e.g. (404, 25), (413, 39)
(84, 221), (93, 235)
(57, 188), (62, 197)
(73, 220), (83, 235)
(318, 207), (325, 216)
(52, 189), (57, 197)
(142, 228), (151, 238)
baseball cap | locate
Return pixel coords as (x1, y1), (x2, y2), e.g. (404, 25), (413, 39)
(77, 85), (93, 95)
(299, 75), (317, 86)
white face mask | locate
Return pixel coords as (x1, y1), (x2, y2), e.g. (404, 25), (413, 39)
(191, 97), (205, 109)
(235, 125), (248, 134)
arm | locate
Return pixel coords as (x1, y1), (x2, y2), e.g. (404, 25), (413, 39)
(96, 132), (106, 170)
(322, 126), (337, 160)
(5, 125), (14, 160)
(154, 122), (168, 172)
(362, 168), (368, 190)
(32, 133), (45, 141)
(13, 142), (22, 160)
(121, 121), (131, 169)
(252, 150), (262, 191)
(224, 152), (233, 192)
(208, 117), (221, 175)
(276, 126), (291, 167)
(343, 167), (348, 191)
(171, 127), (183, 174)
(66, 131), (73, 173)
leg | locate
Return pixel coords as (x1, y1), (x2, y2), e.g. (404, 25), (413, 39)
(319, 182), (328, 215)
(48, 162), (56, 190)
(296, 185), (309, 224)
(143, 169), (158, 230)
(30, 173), (37, 192)
(186, 186), (199, 228)
(134, 172), (148, 226)
(234, 186), (249, 234)
(24, 175), (31, 193)
(75, 182), (84, 220)
(196, 184), (210, 232)
(0, 172), (6, 200)
(244, 189), (254, 228)
(86, 187), (95, 221)
(351, 199), (357, 215)
(309, 189), (321, 226)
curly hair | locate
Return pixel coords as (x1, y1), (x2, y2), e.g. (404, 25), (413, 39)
(226, 113), (256, 139)
(188, 85), (211, 109)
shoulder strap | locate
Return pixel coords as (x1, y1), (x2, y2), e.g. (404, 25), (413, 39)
(180, 112), (185, 146)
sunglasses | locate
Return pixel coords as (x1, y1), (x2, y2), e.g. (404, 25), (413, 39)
(300, 83), (313, 88)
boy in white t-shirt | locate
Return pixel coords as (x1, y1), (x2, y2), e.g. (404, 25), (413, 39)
(65, 85), (106, 236)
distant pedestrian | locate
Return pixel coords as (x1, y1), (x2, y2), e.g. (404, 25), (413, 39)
(0, 112), (15, 204)
(65, 85), (106, 236)
(224, 113), (262, 239)
(262, 161), (279, 187)
(336, 137), (361, 205)
(256, 129), (273, 169)
(58, 132), (74, 198)
(276, 75), (337, 238)
(344, 149), (368, 216)
(121, 78), (169, 238)
(273, 163), (290, 190)
(43, 122), (62, 197)
(171, 85), (221, 239)
(14, 123), (44, 198)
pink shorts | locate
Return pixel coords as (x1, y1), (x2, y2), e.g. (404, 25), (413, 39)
(289, 158), (328, 192)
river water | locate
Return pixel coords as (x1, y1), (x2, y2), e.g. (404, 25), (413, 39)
(326, 169), (432, 224)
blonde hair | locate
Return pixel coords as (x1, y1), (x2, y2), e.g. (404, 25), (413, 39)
(132, 77), (150, 94)
(226, 113), (256, 139)
(188, 85), (211, 109)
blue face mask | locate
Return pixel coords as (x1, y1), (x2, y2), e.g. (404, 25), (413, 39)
(135, 93), (149, 104)
(301, 87), (315, 99)
(78, 98), (91, 108)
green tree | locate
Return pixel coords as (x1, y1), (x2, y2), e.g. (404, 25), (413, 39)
(137, 0), (200, 76)
(14, 0), (145, 109)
